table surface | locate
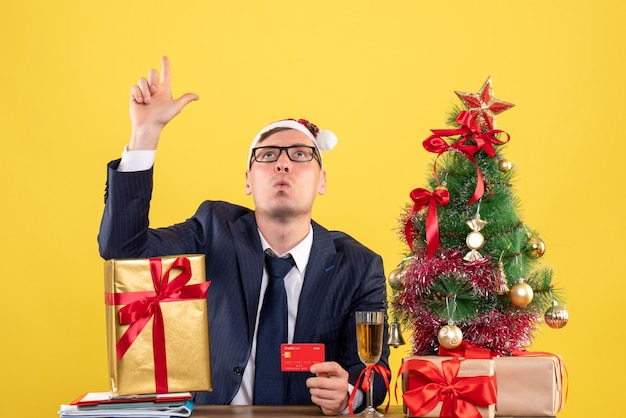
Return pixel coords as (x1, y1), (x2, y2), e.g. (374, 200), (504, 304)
(190, 405), (557, 417)
(191, 405), (400, 417)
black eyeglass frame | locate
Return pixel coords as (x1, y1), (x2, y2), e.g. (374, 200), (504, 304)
(250, 145), (321, 167)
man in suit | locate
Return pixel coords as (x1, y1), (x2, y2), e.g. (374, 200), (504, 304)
(98, 56), (390, 415)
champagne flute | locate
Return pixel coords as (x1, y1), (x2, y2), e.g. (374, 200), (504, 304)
(355, 311), (385, 417)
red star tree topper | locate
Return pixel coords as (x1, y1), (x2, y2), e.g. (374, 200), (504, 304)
(454, 76), (515, 130)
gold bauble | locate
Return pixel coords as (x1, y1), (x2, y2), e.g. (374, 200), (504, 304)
(498, 159), (512, 172)
(466, 231), (485, 250)
(526, 236), (546, 258)
(544, 305), (569, 329)
(510, 279), (534, 307)
(388, 268), (406, 290)
(437, 324), (463, 349)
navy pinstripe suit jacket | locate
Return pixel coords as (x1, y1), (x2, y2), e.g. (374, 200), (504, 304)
(98, 160), (390, 407)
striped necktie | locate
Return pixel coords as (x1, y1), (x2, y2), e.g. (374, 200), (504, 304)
(253, 253), (295, 405)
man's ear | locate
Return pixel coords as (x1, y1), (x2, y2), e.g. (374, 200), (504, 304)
(318, 170), (327, 195)
(245, 171), (252, 195)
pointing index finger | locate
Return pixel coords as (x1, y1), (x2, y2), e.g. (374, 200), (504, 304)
(160, 55), (171, 86)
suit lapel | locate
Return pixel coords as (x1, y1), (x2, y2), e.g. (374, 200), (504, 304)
(293, 222), (343, 342)
(229, 212), (265, 341)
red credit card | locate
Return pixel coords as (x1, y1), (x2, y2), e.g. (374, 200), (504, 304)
(280, 343), (325, 372)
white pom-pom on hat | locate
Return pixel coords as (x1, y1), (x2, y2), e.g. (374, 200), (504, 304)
(316, 130), (338, 151)
(247, 118), (338, 169)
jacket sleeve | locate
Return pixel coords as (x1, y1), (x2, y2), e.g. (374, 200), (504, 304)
(97, 160), (206, 259)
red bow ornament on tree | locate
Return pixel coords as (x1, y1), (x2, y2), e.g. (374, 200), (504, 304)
(422, 111), (510, 205)
(404, 186), (450, 259)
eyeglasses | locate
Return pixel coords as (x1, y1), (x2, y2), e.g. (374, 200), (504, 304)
(251, 146), (321, 166)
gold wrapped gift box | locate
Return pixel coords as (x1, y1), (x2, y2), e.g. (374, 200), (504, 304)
(400, 356), (496, 418)
(104, 255), (212, 396)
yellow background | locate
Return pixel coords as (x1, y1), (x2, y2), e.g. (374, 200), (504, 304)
(1, 1), (623, 417)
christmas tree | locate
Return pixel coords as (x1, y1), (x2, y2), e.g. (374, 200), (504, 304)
(389, 77), (569, 356)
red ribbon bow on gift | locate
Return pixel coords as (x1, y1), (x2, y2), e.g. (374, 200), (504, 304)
(404, 186), (450, 259)
(105, 256), (211, 393)
(438, 341), (496, 359)
(423, 111), (510, 205)
(396, 358), (497, 418)
(348, 364), (391, 416)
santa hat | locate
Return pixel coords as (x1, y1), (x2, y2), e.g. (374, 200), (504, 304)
(247, 118), (338, 169)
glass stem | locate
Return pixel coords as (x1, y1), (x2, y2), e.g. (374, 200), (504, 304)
(366, 372), (374, 410)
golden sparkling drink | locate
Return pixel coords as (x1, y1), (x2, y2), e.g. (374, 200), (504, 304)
(357, 322), (383, 365)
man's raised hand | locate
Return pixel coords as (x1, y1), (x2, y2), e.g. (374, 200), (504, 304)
(128, 56), (199, 150)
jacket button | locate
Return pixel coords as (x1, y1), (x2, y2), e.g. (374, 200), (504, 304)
(233, 366), (244, 376)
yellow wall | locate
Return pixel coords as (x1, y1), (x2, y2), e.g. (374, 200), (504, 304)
(1, 1), (623, 416)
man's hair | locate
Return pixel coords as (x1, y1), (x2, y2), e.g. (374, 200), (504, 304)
(257, 127), (294, 144)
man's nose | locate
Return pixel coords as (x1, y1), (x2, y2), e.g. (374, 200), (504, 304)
(274, 149), (291, 171)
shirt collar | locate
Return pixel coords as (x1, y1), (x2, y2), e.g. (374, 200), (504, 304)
(259, 225), (313, 273)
